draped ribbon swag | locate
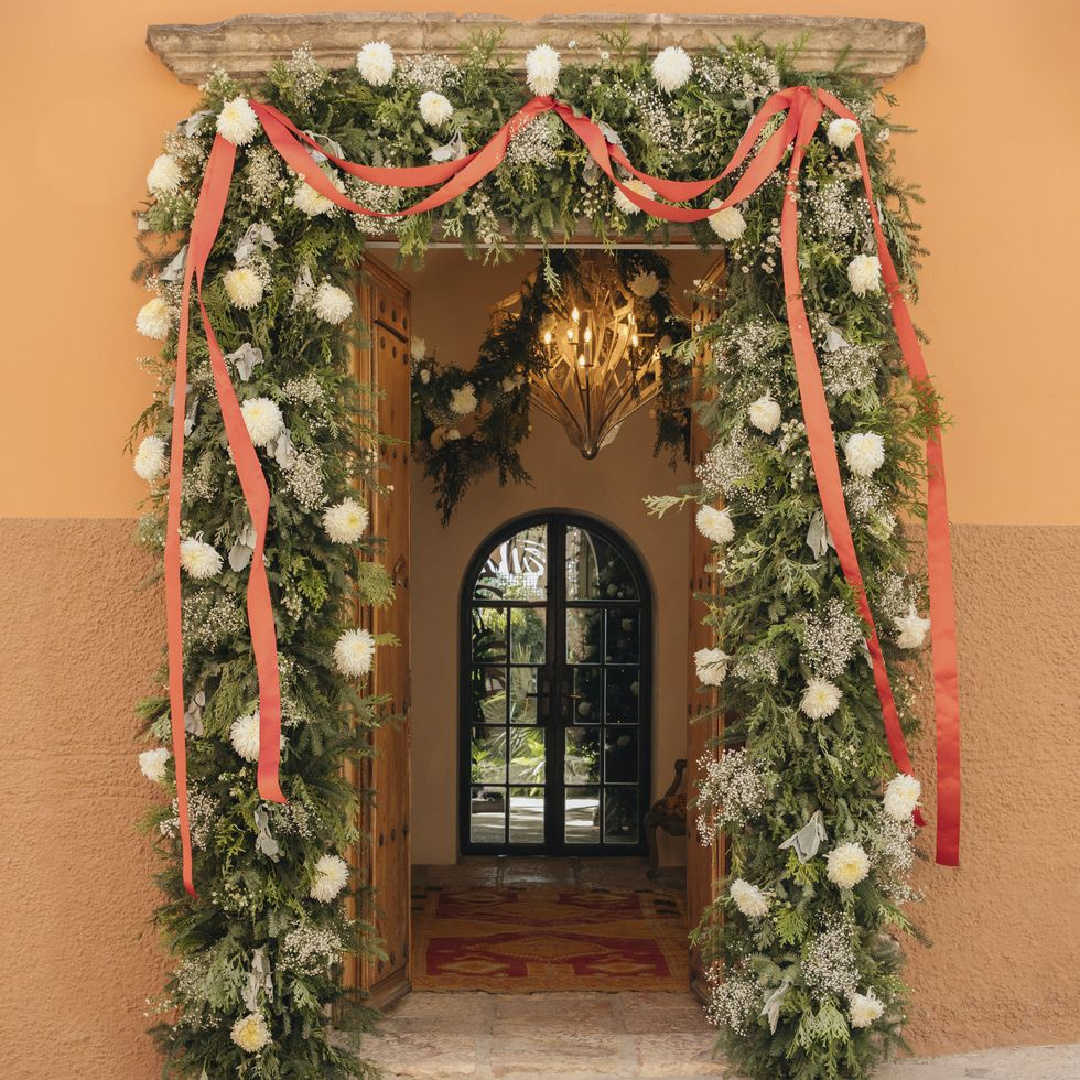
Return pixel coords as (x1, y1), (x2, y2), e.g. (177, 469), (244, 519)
(166, 86), (960, 894)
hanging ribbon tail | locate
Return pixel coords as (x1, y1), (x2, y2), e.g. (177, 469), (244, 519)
(817, 89), (961, 865)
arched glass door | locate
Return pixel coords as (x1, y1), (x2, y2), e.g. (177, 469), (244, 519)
(461, 513), (651, 854)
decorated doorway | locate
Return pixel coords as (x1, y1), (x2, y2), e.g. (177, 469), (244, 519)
(461, 513), (652, 855)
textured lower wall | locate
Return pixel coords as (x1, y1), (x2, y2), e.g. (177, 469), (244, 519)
(1, 518), (1077, 1076)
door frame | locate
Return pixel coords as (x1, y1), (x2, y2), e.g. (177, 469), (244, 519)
(456, 509), (653, 857)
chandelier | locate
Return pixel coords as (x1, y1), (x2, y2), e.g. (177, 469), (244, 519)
(493, 253), (672, 459)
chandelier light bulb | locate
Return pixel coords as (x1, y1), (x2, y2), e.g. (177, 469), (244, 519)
(571, 306), (580, 324)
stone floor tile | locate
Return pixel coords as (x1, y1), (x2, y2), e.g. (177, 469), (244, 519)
(488, 1033), (628, 1078)
(361, 1032), (481, 1077)
(632, 1033), (727, 1076)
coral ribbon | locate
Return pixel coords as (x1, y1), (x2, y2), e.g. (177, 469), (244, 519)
(166, 86), (959, 895)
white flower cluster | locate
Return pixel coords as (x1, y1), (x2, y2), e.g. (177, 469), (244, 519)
(282, 44), (328, 110)
(419, 91), (454, 127)
(334, 627), (376, 678)
(505, 113), (564, 169)
(310, 853), (349, 902)
(217, 98), (260, 145)
(800, 678), (842, 720)
(806, 180), (863, 241)
(801, 597), (866, 680)
(651, 46), (693, 92)
(280, 922), (346, 976)
(231, 1013), (271, 1053)
(356, 41), (395, 86)
(182, 592), (247, 650)
(696, 430), (752, 503)
(706, 969), (761, 1037)
(695, 505), (734, 545)
(323, 498), (368, 543)
(693, 646), (731, 686)
(282, 447), (326, 512)
(396, 53), (462, 93)
(827, 841), (871, 889)
(820, 341), (879, 398)
(730, 877), (770, 918)
(708, 201), (747, 243)
(802, 915), (860, 1000)
(732, 646), (780, 685)
(696, 749), (768, 841)
(613, 178), (656, 216)
(697, 51), (780, 104)
(525, 44), (560, 96)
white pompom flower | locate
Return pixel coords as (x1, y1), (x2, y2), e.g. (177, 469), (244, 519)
(800, 678), (842, 720)
(224, 267), (264, 310)
(525, 44), (561, 96)
(894, 605), (931, 650)
(240, 397), (284, 447)
(651, 46), (693, 92)
(229, 712), (261, 762)
(334, 627), (376, 678)
(290, 179), (335, 217)
(694, 647), (731, 687)
(747, 396), (781, 434)
(849, 990), (885, 1028)
(356, 41), (395, 87)
(847, 254), (882, 296)
(613, 179), (655, 216)
(708, 200), (746, 242)
(216, 97), (260, 145)
(147, 153), (182, 196)
(310, 853), (349, 903)
(883, 773), (922, 821)
(180, 536), (223, 579)
(844, 431), (886, 477)
(419, 91), (454, 127)
(696, 505), (734, 545)
(139, 747), (170, 783)
(730, 878), (770, 919)
(827, 117), (861, 151)
(134, 435), (168, 482)
(629, 271), (661, 299)
(136, 297), (174, 340)
(322, 498), (369, 543)
(450, 383), (477, 415)
(410, 337), (427, 362)
(314, 281), (353, 325)
(827, 842), (870, 889)
(230, 1013), (271, 1053)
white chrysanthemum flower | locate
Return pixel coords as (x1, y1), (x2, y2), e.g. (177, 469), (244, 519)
(747, 396), (781, 434)
(313, 281), (353, 324)
(410, 337), (427, 361)
(230, 1012), (271, 1053)
(894, 605), (931, 649)
(322, 498), (369, 543)
(241, 397), (284, 447)
(883, 773), (922, 821)
(310, 853), (349, 903)
(730, 878), (770, 919)
(216, 97), (260, 145)
(180, 537), (223, 579)
(827, 842), (870, 889)
(450, 383), (477, 415)
(134, 434), (168, 482)
(139, 746), (170, 782)
(847, 254), (882, 296)
(334, 627), (376, 678)
(850, 989), (885, 1028)
(356, 41), (395, 86)
(651, 45), (693, 92)
(827, 117), (861, 151)
(629, 271), (661, 299)
(419, 91), (454, 126)
(525, 44), (561, 96)
(844, 431), (886, 477)
(224, 267), (264, 309)
(229, 712), (261, 762)
(613, 179), (655, 216)
(695, 505), (734, 544)
(694, 647), (731, 687)
(136, 297), (174, 340)
(290, 180), (335, 217)
(419, 368), (432, 385)
(147, 153), (182, 196)
(800, 678), (842, 720)
(708, 200), (747, 242)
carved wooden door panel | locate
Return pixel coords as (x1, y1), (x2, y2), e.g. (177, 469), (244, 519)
(346, 256), (413, 1010)
(686, 258), (727, 999)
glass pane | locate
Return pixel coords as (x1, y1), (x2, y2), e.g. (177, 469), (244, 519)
(507, 666), (540, 724)
(605, 608), (639, 664)
(474, 524), (548, 601)
(569, 667), (602, 723)
(471, 785), (506, 844)
(565, 727), (601, 783)
(470, 607), (507, 663)
(604, 729), (638, 784)
(565, 786), (601, 844)
(565, 526), (639, 601)
(603, 788), (639, 844)
(472, 666), (507, 725)
(471, 726), (507, 784)
(510, 606), (547, 663)
(566, 608), (603, 664)
(508, 727), (546, 784)
(509, 786), (544, 843)
(605, 668), (639, 725)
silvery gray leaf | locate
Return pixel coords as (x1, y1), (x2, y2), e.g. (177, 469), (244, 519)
(597, 120), (624, 150)
(779, 810), (828, 864)
(582, 155), (600, 186)
(234, 223), (278, 265)
(806, 511), (833, 560)
(256, 828), (281, 862)
(159, 246), (188, 284)
(183, 110), (214, 137)
(761, 982), (789, 1035)
(273, 430), (296, 470)
(431, 130), (468, 163)
(859, 640), (874, 669)
(302, 130), (345, 164)
(184, 397), (199, 437)
(183, 689), (205, 736)
(823, 327), (849, 353)
(229, 540), (253, 573)
(238, 523), (258, 549)
(226, 343), (264, 382)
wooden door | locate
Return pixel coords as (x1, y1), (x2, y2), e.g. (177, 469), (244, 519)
(346, 257), (413, 1009)
(686, 259), (727, 999)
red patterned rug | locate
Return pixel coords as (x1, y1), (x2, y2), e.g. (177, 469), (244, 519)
(411, 885), (689, 991)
